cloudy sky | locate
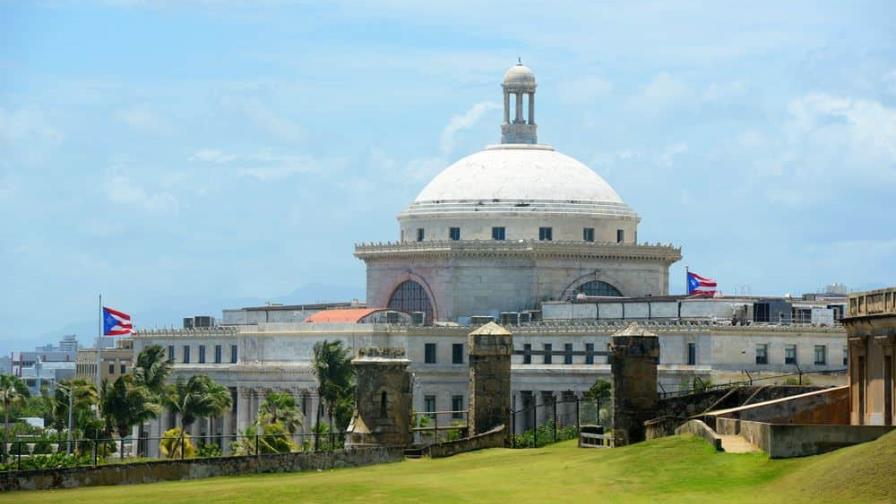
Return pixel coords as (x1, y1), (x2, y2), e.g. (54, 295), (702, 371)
(2, 1), (894, 353)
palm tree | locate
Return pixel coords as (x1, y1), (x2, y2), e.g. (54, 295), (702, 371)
(0, 374), (30, 456)
(133, 344), (172, 397)
(163, 375), (232, 455)
(311, 340), (353, 449)
(258, 391), (304, 435)
(99, 375), (161, 457)
(52, 379), (98, 433)
(132, 344), (172, 452)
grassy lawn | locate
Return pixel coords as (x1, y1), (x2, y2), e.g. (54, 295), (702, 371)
(2, 432), (893, 504)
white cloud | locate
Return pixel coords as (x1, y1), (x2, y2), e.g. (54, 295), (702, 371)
(702, 81), (747, 102)
(223, 96), (304, 143)
(116, 104), (168, 133)
(0, 107), (64, 144)
(639, 72), (690, 109)
(787, 93), (896, 171)
(104, 173), (178, 213)
(190, 149), (236, 163)
(658, 142), (688, 167)
(883, 70), (896, 95)
(439, 101), (500, 155)
(557, 76), (613, 104)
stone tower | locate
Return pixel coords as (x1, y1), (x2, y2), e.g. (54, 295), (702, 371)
(346, 347), (412, 448)
(467, 322), (513, 438)
(610, 323), (660, 446)
(501, 61), (537, 144)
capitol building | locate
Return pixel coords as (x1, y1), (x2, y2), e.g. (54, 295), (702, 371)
(134, 64), (847, 453)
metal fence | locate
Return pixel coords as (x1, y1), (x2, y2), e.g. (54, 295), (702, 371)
(412, 409), (468, 445)
(509, 395), (611, 448)
(0, 431), (352, 473)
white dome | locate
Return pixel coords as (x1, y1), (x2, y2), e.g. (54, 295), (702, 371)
(503, 64), (536, 89)
(416, 144), (623, 203)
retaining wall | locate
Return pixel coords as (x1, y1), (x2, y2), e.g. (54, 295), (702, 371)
(674, 420), (722, 451)
(1, 447), (404, 492)
(716, 418), (894, 458)
(423, 425), (506, 458)
(704, 386), (850, 429)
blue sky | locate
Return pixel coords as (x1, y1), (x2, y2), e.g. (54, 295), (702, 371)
(2, 1), (894, 353)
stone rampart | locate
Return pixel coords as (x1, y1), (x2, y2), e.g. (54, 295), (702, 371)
(703, 386), (850, 429)
(423, 425), (507, 458)
(0, 447), (404, 492)
(715, 418), (894, 458)
(674, 419), (723, 451)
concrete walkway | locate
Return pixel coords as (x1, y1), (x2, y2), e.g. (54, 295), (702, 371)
(719, 435), (758, 453)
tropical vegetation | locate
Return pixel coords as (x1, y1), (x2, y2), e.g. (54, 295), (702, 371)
(311, 340), (354, 448)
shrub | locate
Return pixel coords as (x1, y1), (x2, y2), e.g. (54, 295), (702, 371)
(159, 428), (195, 458)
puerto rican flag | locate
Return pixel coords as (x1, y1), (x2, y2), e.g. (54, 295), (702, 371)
(103, 306), (133, 336)
(687, 271), (717, 297)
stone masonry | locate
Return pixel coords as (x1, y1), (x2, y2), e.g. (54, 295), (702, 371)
(346, 347), (412, 448)
(610, 323), (660, 446)
(467, 322), (513, 439)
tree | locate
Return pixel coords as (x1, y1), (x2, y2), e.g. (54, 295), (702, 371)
(311, 340), (354, 448)
(258, 392), (304, 435)
(132, 344), (172, 397)
(52, 379), (98, 433)
(0, 374), (30, 449)
(99, 375), (161, 442)
(163, 375), (232, 454)
(584, 379), (612, 427)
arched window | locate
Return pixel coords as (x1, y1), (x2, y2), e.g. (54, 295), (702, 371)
(380, 391), (388, 417)
(577, 280), (623, 297)
(388, 280), (434, 325)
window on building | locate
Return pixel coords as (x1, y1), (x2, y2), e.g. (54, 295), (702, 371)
(108, 363), (115, 375)
(843, 346), (848, 366)
(814, 345), (827, 365)
(198, 345), (206, 364)
(577, 280), (623, 297)
(523, 343), (532, 364)
(230, 344), (238, 364)
(564, 343), (573, 364)
(451, 395), (464, 419)
(687, 343), (696, 365)
(380, 391), (388, 418)
(449, 227), (460, 241)
(616, 229), (625, 243)
(424, 343), (437, 364)
(452, 343), (464, 364)
(388, 280), (434, 326)
(167, 345), (175, 363)
(424, 395), (436, 419)
(543, 343), (553, 364)
(756, 344), (768, 365)
(583, 228), (595, 242)
(183, 345), (191, 364)
(539, 227), (553, 241)
(785, 344), (797, 365)
(214, 345), (222, 364)
(585, 343), (594, 365)
(492, 226), (506, 241)
(416, 228), (425, 242)
(754, 303), (770, 323)
(120, 364), (126, 374)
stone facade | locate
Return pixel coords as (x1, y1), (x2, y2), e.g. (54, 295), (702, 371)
(467, 323), (513, 437)
(346, 347), (412, 448)
(842, 287), (896, 426)
(358, 242), (678, 322)
(610, 324), (660, 446)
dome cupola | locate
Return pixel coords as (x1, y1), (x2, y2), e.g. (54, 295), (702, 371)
(501, 60), (537, 144)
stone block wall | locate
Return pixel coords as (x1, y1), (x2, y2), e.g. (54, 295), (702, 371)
(347, 347), (412, 448)
(468, 323), (513, 438)
(0, 447), (404, 492)
(610, 328), (660, 446)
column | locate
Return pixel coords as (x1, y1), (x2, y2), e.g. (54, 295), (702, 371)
(222, 401), (233, 455)
(515, 92), (523, 122)
(236, 387), (248, 434)
(528, 93), (535, 124)
(503, 91), (510, 123)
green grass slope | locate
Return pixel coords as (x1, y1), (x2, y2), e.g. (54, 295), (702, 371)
(2, 433), (893, 504)
(769, 429), (896, 504)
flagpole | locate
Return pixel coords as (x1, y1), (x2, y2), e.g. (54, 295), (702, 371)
(96, 294), (102, 395)
(685, 266), (688, 296)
